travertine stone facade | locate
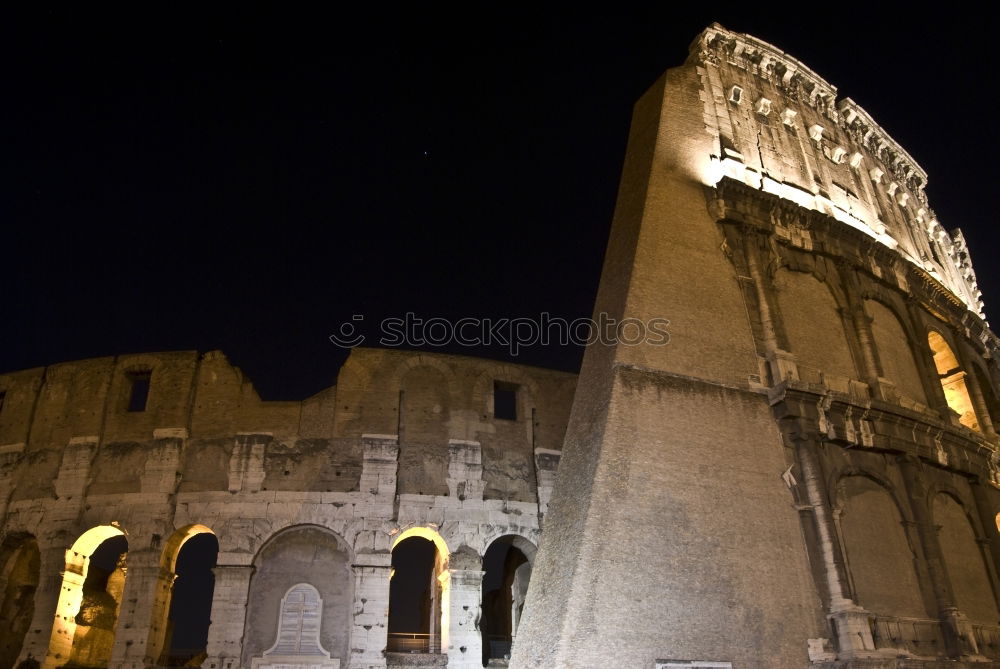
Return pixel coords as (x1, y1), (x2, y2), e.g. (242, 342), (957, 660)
(0, 348), (574, 669)
(510, 24), (1000, 669)
(3, 23), (1000, 669)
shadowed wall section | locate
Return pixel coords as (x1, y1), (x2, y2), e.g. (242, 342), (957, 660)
(934, 493), (999, 625)
(0, 535), (38, 669)
(866, 299), (927, 405)
(838, 476), (927, 618)
(242, 527), (353, 669)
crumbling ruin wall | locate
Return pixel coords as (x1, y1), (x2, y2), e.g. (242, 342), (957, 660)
(0, 346), (575, 669)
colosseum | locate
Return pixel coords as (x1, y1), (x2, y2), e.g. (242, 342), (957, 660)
(2, 23), (1000, 669)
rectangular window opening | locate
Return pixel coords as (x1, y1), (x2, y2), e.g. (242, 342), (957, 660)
(127, 371), (151, 412)
(0, 390), (6, 415)
(493, 381), (518, 421)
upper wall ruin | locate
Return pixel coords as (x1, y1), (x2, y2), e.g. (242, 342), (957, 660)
(690, 23), (986, 320)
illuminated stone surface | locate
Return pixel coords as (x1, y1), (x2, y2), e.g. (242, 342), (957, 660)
(1, 23), (999, 669)
(510, 23), (1000, 669)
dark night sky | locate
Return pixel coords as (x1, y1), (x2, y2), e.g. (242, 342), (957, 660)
(3, 7), (997, 399)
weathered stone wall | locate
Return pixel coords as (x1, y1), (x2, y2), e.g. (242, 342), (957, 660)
(0, 347), (574, 669)
(3, 22), (1000, 669)
(511, 22), (1000, 669)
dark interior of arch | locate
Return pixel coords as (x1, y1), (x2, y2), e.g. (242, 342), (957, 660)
(388, 536), (436, 649)
(0, 536), (39, 669)
(164, 532), (219, 664)
(481, 537), (528, 665)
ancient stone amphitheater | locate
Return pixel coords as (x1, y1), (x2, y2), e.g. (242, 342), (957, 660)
(3, 23), (1000, 669)
(0, 348), (574, 669)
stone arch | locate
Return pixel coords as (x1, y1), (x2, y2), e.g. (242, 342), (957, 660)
(0, 533), (39, 669)
(863, 297), (928, 404)
(480, 535), (537, 665)
(46, 524), (128, 669)
(146, 524), (218, 665)
(834, 474), (927, 617)
(393, 525), (451, 557)
(475, 528), (539, 567)
(243, 525), (353, 669)
(932, 491), (1000, 624)
(927, 330), (980, 431)
(331, 354), (376, 435)
(773, 268), (858, 385)
(389, 526), (450, 654)
(390, 353), (460, 391)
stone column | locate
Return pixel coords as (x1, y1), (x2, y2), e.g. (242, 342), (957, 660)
(956, 346), (996, 436)
(18, 545), (74, 669)
(202, 564), (254, 669)
(795, 438), (877, 658)
(968, 478), (1000, 605)
(350, 553), (391, 669)
(442, 569), (484, 669)
(743, 231), (800, 384)
(897, 455), (978, 658)
(109, 550), (174, 669)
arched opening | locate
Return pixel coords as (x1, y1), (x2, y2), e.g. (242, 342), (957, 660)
(480, 536), (534, 666)
(775, 270), (858, 387)
(928, 332), (980, 431)
(242, 526), (353, 669)
(837, 476), (927, 618)
(935, 493), (999, 624)
(0, 534), (40, 669)
(865, 299), (927, 404)
(47, 525), (129, 669)
(148, 526), (218, 667)
(388, 528), (449, 655)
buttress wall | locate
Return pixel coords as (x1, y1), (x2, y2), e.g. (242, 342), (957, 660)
(511, 22), (1000, 669)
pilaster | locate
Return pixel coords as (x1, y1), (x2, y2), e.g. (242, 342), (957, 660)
(443, 568), (484, 669)
(202, 563), (254, 669)
(350, 552), (391, 669)
(109, 551), (173, 669)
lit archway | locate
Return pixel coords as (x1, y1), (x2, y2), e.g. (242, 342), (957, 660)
(46, 524), (128, 669)
(0, 534), (39, 669)
(928, 332), (979, 431)
(388, 527), (450, 655)
(480, 535), (535, 665)
(146, 524), (218, 665)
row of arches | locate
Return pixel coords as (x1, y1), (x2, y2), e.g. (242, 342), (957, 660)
(834, 473), (999, 626)
(29, 524), (219, 669)
(387, 528), (533, 664)
(0, 523), (535, 669)
(773, 268), (999, 433)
